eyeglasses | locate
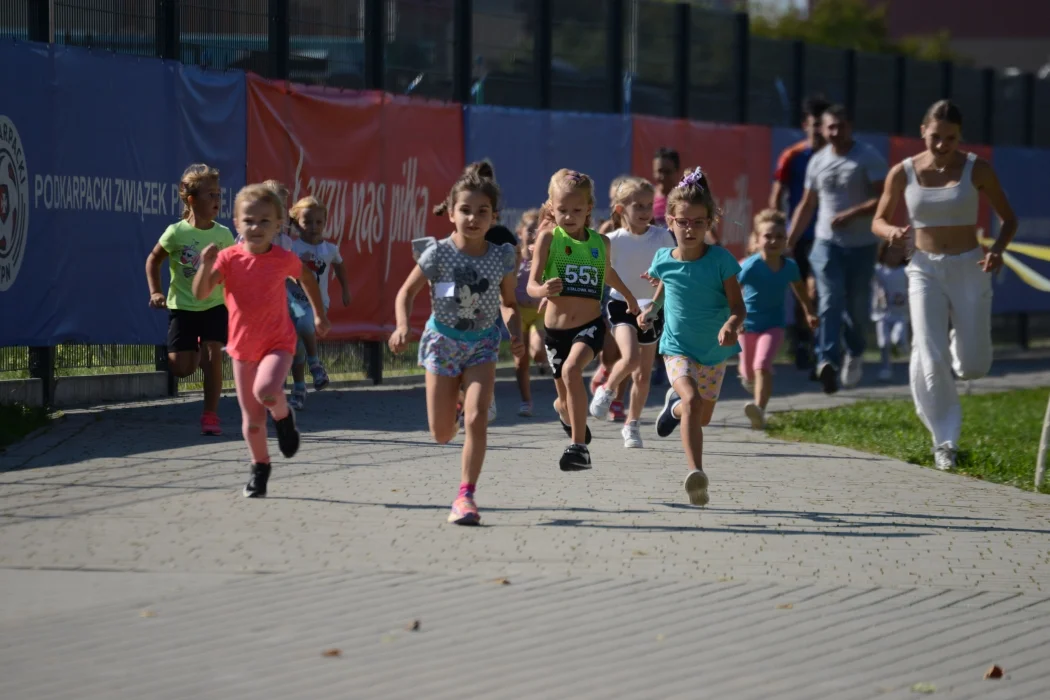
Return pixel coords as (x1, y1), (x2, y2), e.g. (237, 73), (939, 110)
(672, 217), (712, 230)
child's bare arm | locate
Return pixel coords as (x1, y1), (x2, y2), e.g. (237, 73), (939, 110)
(145, 244), (169, 308)
(333, 260), (351, 306)
(389, 266), (428, 353)
(298, 265), (330, 336)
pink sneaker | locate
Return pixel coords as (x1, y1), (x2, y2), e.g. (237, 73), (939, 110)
(448, 495), (480, 525)
(200, 411), (222, 436)
(608, 400), (626, 422)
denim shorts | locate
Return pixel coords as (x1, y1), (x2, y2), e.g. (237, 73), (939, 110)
(418, 324), (501, 377)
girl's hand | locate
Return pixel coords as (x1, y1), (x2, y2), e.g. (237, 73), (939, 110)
(542, 277), (563, 297)
(718, 323), (739, 347)
(509, 335), (526, 359)
(806, 312), (820, 330)
(200, 243), (219, 266)
(886, 225), (910, 246)
(637, 308), (652, 330)
(980, 248), (1004, 273)
(314, 314), (331, 338)
(342, 289), (352, 307)
(149, 292), (167, 309)
(625, 296), (640, 316)
(388, 326), (410, 354)
(640, 272), (660, 288)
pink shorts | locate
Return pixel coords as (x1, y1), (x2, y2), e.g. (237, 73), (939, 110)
(738, 328), (785, 382)
(663, 356), (727, 402)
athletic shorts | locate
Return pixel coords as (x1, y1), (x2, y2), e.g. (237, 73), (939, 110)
(607, 299), (663, 345)
(663, 356), (727, 402)
(544, 316), (605, 380)
(418, 324), (501, 377)
(167, 305), (228, 353)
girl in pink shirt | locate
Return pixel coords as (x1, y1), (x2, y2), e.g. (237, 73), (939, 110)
(193, 184), (331, 498)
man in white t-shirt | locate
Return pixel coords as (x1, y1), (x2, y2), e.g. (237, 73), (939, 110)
(788, 104), (887, 394)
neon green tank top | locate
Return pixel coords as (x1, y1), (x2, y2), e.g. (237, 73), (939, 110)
(542, 226), (607, 300)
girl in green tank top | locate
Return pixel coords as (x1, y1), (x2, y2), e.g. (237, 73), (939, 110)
(542, 226), (608, 299)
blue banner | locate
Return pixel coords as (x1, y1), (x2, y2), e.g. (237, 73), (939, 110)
(465, 106), (631, 228)
(0, 42), (246, 346)
(989, 147), (1050, 313)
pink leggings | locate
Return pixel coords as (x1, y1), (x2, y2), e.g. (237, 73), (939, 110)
(233, 351), (293, 463)
(739, 328), (785, 382)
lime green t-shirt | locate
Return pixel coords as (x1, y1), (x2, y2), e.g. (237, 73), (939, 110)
(158, 220), (236, 311)
(542, 226), (607, 300)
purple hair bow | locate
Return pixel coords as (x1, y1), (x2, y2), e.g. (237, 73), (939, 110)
(565, 170), (585, 183)
(678, 167), (705, 190)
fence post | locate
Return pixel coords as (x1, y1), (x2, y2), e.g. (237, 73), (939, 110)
(452, 0), (473, 103)
(893, 55), (907, 135)
(607, 0), (624, 114)
(364, 0), (386, 90)
(366, 341), (383, 385)
(28, 347), (55, 408)
(981, 67), (995, 145)
(843, 49), (857, 123)
(268, 0), (290, 81)
(790, 40), (805, 126)
(733, 12), (749, 124)
(154, 345), (177, 397)
(672, 3), (690, 119)
(155, 0), (180, 61)
(534, 0), (552, 110)
(27, 0), (50, 43)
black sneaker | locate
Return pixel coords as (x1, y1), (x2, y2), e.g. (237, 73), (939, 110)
(559, 444), (592, 471)
(243, 462), (271, 498)
(818, 362), (839, 395)
(656, 388), (681, 438)
(275, 409), (301, 458)
(558, 418), (592, 445)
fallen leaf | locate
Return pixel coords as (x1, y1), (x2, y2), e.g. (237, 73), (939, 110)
(776, 603), (793, 610)
(632, 550), (648, 556)
(406, 619), (421, 631)
(139, 609), (157, 618)
(492, 578), (511, 585)
(984, 665), (1004, 679)
(910, 682), (936, 694)
(321, 649), (341, 658)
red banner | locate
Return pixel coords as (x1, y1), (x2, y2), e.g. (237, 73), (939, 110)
(632, 117), (772, 258)
(246, 75), (465, 340)
(888, 137), (993, 236)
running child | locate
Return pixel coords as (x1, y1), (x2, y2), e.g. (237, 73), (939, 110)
(192, 184), (331, 498)
(736, 209), (818, 429)
(513, 209), (549, 416)
(389, 168), (524, 525)
(592, 175), (632, 420)
(871, 240), (910, 382)
(527, 169), (640, 471)
(591, 177), (675, 448)
(145, 163), (234, 436)
(639, 167), (746, 506)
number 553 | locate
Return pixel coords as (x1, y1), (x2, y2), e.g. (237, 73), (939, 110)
(564, 264), (599, 286)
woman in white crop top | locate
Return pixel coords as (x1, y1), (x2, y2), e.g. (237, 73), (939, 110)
(873, 99), (1018, 471)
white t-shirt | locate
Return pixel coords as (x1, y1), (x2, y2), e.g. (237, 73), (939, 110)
(292, 239), (343, 310)
(607, 225), (676, 304)
(871, 263), (909, 322)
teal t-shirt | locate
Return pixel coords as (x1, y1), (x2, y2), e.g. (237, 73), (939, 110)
(648, 246), (742, 366)
(738, 253), (800, 333)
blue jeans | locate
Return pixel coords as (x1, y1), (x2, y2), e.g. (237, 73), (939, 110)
(808, 240), (877, 370)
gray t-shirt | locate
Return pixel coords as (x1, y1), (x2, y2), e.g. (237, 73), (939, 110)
(415, 237), (516, 335)
(805, 142), (888, 248)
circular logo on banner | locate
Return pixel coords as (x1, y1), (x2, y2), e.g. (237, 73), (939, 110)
(0, 115), (29, 292)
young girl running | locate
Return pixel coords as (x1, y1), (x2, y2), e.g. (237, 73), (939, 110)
(592, 176), (632, 420)
(389, 169), (524, 525)
(590, 177), (675, 448)
(528, 169), (640, 471)
(736, 209), (818, 429)
(145, 164), (234, 436)
(871, 240), (910, 382)
(193, 184), (331, 498)
(514, 209), (549, 416)
(639, 168), (746, 506)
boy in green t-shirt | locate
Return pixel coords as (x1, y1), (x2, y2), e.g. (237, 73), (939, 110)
(145, 164), (234, 436)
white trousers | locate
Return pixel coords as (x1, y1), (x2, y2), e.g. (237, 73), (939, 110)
(907, 248), (993, 448)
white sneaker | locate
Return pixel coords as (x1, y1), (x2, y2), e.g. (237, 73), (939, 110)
(841, 355), (863, 388)
(589, 385), (615, 418)
(739, 374), (755, 393)
(488, 400), (497, 422)
(934, 442), (957, 471)
(684, 470), (710, 506)
(622, 420), (643, 448)
(744, 402), (766, 430)
(877, 367), (893, 383)
(518, 401), (533, 417)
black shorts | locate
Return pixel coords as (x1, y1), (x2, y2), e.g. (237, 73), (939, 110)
(544, 317), (606, 379)
(607, 299), (663, 345)
(794, 237), (814, 282)
(167, 305), (229, 353)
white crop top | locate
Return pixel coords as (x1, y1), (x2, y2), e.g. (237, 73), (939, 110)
(902, 152), (979, 229)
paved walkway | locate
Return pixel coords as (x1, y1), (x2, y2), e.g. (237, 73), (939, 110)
(2, 359), (1049, 699)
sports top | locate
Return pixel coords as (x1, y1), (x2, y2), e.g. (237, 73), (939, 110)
(903, 152), (979, 229)
(542, 226), (607, 300)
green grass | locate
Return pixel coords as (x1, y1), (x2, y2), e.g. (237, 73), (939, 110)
(767, 388), (1050, 494)
(0, 404), (54, 450)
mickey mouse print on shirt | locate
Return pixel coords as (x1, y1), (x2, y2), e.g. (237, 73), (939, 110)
(415, 237), (518, 335)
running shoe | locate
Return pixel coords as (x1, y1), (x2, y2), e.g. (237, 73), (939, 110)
(622, 420), (643, 448)
(589, 386), (615, 418)
(590, 366), (609, 396)
(739, 374), (755, 394)
(274, 410), (301, 458)
(684, 469), (710, 506)
(448, 495), (481, 525)
(817, 362), (839, 395)
(744, 402), (766, 430)
(518, 401), (533, 417)
(558, 417), (592, 444)
(288, 389), (306, 411)
(841, 354), (863, 389)
(559, 444), (592, 471)
(656, 388), (681, 437)
(243, 462), (271, 498)
(200, 411), (222, 436)
(934, 443), (958, 471)
(488, 399), (498, 423)
(310, 363), (330, 391)
(608, 400), (626, 422)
